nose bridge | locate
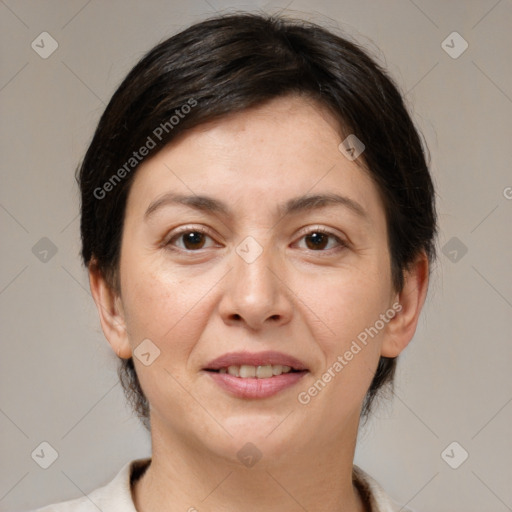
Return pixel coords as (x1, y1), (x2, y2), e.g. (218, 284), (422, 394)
(234, 233), (278, 300)
(220, 232), (292, 327)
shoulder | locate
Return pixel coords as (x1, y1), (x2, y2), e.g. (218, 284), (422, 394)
(353, 465), (416, 512)
(27, 458), (151, 512)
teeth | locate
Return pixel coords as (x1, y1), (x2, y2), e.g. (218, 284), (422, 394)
(240, 365), (256, 378)
(218, 364), (294, 378)
(272, 365), (283, 375)
(227, 366), (239, 377)
(256, 365), (273, 378)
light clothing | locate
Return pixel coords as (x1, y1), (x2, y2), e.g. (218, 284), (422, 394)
(30, 458), (413, 512)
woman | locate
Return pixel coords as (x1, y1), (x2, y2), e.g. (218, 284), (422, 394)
(33, 12), (436, 512)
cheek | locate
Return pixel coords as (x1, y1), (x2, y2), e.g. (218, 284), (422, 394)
(119, 249), (213, 355)
(295, 274), (388, 424)
(118, 256), (216, 413)
(301, 264), (391, 343)
(293, 263), (391, 407)
(119, 252), (249, 413)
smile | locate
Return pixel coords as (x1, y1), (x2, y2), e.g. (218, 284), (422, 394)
(207, 364), (299, 378)
(203, 350), (309, 398)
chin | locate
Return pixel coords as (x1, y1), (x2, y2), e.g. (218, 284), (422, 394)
(218, 415), (301, 457)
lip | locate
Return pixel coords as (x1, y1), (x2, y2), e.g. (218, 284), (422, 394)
(206, 371), (307, 399)
(204, 350), (308, 371)
(203, 350), (309, 399)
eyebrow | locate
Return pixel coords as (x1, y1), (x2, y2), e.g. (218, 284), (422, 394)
(144, 192), (368, 221)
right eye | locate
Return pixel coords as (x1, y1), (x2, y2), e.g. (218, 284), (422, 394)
(165, 227), (218, 251)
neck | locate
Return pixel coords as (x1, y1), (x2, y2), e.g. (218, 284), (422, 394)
(133, 417), (367, 512)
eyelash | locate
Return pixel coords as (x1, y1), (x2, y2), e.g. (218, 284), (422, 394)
(164, 225), (348, 254)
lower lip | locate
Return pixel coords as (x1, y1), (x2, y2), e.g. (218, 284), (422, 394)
(205, 371), (308, 399)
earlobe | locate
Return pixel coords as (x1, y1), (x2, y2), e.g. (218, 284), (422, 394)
(88, 261), (132, 359)
(381, 252), (429, 358)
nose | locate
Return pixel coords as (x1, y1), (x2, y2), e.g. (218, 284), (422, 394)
(217, 240), (294, 331)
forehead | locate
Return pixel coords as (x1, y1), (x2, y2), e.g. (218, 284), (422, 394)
(125, 95), (386, 226)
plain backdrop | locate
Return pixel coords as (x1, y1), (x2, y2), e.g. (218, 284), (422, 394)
(1, 1), (511, 511)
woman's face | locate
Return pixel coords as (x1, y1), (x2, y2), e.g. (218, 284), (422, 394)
(115, 95), (400, 461)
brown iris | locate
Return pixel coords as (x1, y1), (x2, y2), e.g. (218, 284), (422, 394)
(181, 231), (207, 250)
(304, 232), (330, 250)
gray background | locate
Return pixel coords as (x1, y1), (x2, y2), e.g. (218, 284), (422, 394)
(1, 1), (511, 511)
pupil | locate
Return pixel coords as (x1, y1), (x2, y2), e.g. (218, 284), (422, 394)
(184, 232), (204, 249)
(307, 232), (327, 250)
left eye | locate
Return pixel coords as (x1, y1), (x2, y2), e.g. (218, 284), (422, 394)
(295, 229), (346, 251)
(167, 229), (216, 251)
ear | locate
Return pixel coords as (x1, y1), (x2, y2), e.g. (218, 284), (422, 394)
(88, 261), (132, 359)
(381, 251), (429, 358)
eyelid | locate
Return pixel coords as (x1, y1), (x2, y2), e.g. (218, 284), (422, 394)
(294, 225), (349, 248)
(163, 225), (219, 248)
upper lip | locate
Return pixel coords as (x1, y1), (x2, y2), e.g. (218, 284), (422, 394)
(204, 351), (308, 371)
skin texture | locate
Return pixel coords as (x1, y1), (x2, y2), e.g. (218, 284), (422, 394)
(89, 94), (429, 512)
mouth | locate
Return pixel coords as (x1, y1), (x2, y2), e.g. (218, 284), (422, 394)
(204, 364), (305, 378)
(203, 351), (309, 399)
